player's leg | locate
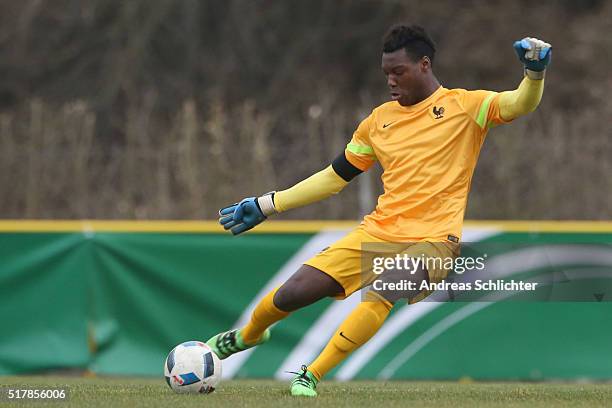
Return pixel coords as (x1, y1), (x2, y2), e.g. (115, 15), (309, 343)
(207, 229), (365, 359)
(289, 293), (394, 396)
(206, 264), (343, 359)
(306, 264), (429, 377)
(239, 265), (344, 342)
(291, 245), (433, 397)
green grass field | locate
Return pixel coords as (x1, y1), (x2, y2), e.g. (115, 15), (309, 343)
(2, 376), (612, 407)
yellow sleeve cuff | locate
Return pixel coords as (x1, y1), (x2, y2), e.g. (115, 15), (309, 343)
(274, 165), (348, 213)
(498, 76), (545, 121)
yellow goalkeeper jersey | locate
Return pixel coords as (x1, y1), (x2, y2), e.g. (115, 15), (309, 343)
(345, 86), (510, 242)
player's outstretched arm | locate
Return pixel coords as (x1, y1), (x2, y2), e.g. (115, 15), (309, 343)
(218, 153), (362, 235)
(498, 37), (552, 121)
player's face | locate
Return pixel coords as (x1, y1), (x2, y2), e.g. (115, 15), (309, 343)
(382, 49), (429, 106)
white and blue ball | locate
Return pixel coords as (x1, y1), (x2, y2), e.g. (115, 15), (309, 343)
(164, 341), (222, 394)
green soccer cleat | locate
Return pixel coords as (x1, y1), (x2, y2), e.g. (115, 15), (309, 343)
(289, 365), (319, 397)
(206, 328), (270, 360)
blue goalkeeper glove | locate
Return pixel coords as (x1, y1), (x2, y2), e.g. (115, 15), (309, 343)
(218, 192), (277, 235)
(513, 37), (552, 78)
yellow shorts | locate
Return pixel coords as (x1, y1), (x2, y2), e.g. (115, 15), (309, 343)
(304, 226), (460, 304)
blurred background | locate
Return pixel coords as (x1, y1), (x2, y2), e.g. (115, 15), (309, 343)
(1, 0), (610, 221)
(1, 0), (612, 383)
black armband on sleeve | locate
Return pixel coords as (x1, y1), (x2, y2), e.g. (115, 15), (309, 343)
(331, 152), (363, 182)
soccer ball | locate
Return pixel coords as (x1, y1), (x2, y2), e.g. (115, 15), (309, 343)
(164, 341), (222, 394)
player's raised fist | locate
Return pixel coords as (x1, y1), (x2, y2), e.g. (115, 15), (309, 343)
(513, 37), (552, 72)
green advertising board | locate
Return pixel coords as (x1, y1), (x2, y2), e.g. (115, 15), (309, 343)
(1, 221), (611, 380)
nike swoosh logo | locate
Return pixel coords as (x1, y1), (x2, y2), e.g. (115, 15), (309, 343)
(382, 122), (395, 128)
(339, 331), (357, 344)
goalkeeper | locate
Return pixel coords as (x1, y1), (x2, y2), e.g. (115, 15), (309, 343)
(207, 25), (551, 397)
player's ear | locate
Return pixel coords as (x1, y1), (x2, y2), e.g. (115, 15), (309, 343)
(420, 56), (431, 72)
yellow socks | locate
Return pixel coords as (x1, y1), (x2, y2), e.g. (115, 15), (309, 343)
(308, 300), (392, 380)
(240, 287), (289, 345)
(240, 287), (392, 380)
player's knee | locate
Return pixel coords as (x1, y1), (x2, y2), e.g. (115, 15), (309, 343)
(274, 265), (343, 311)
(364, 290), (395, 309)
(274, 277), (315, 311)
(273, 284), (297, 312)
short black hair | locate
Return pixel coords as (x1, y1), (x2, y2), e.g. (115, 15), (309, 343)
(382, 24), (436, 64)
